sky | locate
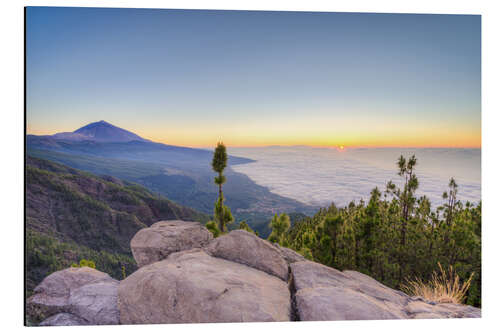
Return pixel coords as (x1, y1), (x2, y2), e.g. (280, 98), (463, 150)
(26, 7), (481, 148)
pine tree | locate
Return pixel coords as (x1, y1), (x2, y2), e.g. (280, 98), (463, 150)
(386, 155), (419, 283)
(443, 178), (458, 227)
(268, 213), (291, 246)
(280, 155), (481, 306)
(238, 220), (257, 235)
(211, 142), (233, 233)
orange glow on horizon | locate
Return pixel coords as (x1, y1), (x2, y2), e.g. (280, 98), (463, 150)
(144, 135), (481, 150)
(139, 121), (481, 149)
(27, 120), (482, 150)
(26, 127), (481, 149)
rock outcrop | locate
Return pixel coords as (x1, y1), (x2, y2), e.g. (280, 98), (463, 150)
(118, 249), (291, 324)
(291, 261), (407, 321)
(130, 220), (213, 267)
(27, 267), (119, 325)
(28, 220), (481, 326)
(291, 261), (481, 321)
(205, 230), (289, 281)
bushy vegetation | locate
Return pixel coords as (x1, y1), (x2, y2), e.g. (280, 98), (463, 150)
(205, 221), (221, 238)
(71, 259), (96, 268)
(26, 230), (136, 296)
(269, 155), (481, 306)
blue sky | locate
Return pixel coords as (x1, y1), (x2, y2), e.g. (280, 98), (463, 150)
(26, 7), (481, 147)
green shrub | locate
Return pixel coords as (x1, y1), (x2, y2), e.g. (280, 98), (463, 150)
(205, 221), (221, 238)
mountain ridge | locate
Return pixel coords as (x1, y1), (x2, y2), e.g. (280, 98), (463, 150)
(50, 120), (150, 143)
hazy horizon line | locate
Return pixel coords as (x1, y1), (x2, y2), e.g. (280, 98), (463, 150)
(198, 144), (482, 149)
(26, 131), (481, 150)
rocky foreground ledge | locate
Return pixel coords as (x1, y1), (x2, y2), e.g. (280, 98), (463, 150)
(27, 220), (481, 326)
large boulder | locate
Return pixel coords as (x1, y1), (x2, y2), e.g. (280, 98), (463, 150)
(27, 267), (114, 319)
(67, 279), (120, 325)
(295, 286), (403, 321)
(131, 220), (213, 267)
(27, 267), (119, 325)
(291, 261), (481, 321)
(205, 230), (289, 281)
(291, 261), (408, 321)
(118, 249), (291, 324)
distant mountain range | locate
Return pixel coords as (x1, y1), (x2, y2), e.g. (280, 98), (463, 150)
(27, 120), (253, 169)
(27, 121), (318, 236)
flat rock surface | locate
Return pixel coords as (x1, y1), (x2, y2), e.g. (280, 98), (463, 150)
(131, 220), (213, 267)
(291, 260), (356, 291)
(343, 270), (409, 306)
(118, 249), (291, 324)
(273, 244), (307, 264)
(205, 230), (289, 280)
(68, 279), (120, 325)
(39, 313), (89, 326)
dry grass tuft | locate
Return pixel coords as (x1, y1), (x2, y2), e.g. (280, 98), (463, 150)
(401, 263), (474, 304)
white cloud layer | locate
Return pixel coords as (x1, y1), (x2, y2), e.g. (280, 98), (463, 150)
(230, 147), (481, 209)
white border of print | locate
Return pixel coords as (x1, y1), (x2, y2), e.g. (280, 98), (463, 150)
(1, 1), (498, 333)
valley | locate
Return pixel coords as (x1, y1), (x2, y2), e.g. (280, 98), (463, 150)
(27, 121), (318, 236)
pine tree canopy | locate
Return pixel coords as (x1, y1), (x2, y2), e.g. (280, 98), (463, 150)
(212, 142), (228, 173)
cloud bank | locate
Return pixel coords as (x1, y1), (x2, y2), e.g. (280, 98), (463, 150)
(230, 147), (481, 209)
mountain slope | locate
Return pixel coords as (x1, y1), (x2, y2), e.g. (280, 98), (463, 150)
(27, 156), (209, 250)
(26, 156), (209, 293)
(27, 121), (317, 235)
(26, 134), (253, 168)
(27, 147), (317, 236)
(53, 120), (150, 142)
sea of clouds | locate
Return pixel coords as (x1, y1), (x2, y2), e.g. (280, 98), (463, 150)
(229, 147), (481, 209)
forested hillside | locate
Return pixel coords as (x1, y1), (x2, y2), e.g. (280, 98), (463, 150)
(273, 156), (481, 306)
(26, 156), (209, 294)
